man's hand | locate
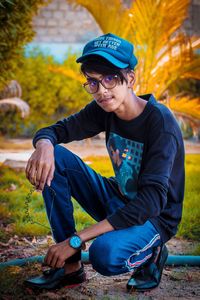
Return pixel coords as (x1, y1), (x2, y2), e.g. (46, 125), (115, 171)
(44, 239), (77, 269)
(44, 219), (114, 269)
(26, 139), (55, 191)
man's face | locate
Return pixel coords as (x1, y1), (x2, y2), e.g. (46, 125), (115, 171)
(84, 71), (134, 113)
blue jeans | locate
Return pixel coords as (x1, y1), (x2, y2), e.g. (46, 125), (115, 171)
(43, 145), (162, 276)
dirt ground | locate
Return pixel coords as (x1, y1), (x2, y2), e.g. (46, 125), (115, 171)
(0, 236), (199, 300)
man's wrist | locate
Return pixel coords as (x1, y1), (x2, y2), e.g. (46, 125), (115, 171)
(68, 234), (84, 250)
(35, 139), (53, 148)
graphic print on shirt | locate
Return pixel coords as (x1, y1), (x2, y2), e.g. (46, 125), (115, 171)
(107, 132), (144, 199)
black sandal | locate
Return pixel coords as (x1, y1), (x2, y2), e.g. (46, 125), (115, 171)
(127, 244), (168, 292)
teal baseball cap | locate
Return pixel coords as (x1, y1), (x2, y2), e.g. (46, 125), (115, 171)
(76, 33), (138, 70)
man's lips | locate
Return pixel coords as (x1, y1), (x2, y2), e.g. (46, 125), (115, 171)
(98, 97), (113, 103)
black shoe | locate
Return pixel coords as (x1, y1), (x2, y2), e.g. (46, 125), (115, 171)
(24, 264), (86, 290)
(127, 244), (168, 292)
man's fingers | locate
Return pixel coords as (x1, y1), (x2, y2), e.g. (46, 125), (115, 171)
(27, 164), (37, 186)
(35, 162), (43, 187)
(50, 255), (59, 269)
(49, 253), (65, 269)
(44, 249), (52, 266)
(25, 159), (33, 179)
(37, 164), (49, 191)
(36, 162), (48, 190)
(26, 155), (38, 186)
(45, 247), (57, 267)
(56, 258), (65, 269)
(46, 165), (55, 187)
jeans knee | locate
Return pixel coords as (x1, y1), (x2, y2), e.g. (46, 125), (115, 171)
(54, 145), (67, 161)
(54, 145), (75, 171)
(89, 236), (122, 276)
(54, 145), (81, 172)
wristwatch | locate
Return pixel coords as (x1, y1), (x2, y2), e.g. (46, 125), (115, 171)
(69, 234), (83, 250)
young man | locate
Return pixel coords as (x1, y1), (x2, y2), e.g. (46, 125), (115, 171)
(25, 33), (185, 291)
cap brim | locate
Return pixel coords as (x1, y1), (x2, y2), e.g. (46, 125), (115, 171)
(76, 51), (129, 69)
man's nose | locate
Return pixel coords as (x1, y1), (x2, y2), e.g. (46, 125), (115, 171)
(98, 82), (108, 94)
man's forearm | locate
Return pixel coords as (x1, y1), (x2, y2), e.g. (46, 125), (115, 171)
(78, 219), (114, 243)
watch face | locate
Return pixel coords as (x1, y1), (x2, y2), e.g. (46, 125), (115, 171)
(70, 235), (82, 249)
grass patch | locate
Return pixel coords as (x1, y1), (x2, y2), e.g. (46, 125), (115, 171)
(0, 154), (199, 241)
(176, 154), (200, 241)
(191, 243), (200, 256)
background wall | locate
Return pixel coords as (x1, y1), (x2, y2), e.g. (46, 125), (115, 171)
(32, 0), (101, 43)
(27, 0), (200, 61)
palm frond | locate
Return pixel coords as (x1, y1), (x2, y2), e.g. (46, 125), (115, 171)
(48, 66), (84, 83)
(168, 96), (200, 120)
(67, 0), (128, 35)
(67, 0), (200, 119)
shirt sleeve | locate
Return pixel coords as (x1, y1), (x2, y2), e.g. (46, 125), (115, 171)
(107, 131), (178, 229)
(33, 100), (106, 147)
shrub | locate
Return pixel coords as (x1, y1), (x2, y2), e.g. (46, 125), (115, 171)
(0, 0), (47, 89)
(1, 50), (91, 136)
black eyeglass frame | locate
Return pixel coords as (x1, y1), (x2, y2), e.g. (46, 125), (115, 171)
(82, 74), (120, 94)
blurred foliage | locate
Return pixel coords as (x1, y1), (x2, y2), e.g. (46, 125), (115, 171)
(168, 97), (200, 120)
(68, 0), (200, 121)
(0, 110), (22, 136)
(180, 121), (194, 140)
(168, 78), (200, 98)
(0, 0), (48, 90)
(0, 50), (91, 137)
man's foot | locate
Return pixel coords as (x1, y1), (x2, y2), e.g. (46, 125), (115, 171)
(64, 261), (82, 275)
(127, 244), (168, 292)
(24, 264), (86, 290)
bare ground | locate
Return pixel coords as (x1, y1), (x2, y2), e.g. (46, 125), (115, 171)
(0, 236), (199, 300)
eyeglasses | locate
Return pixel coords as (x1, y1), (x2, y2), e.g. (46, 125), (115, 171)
(83, 74), (119, 94)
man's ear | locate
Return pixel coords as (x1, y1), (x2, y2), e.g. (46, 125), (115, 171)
(127, 71), (135, 88)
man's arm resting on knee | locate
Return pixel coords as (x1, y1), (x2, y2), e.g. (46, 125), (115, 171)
(78, 219), (114, 243)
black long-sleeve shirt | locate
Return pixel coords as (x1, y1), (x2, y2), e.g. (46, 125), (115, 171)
(33, 94), (185, 243)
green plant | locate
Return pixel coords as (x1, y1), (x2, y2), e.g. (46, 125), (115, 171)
(192, 243), (200, 256)
(176, 154), (200, 240)
(0, 0), (47, 89)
